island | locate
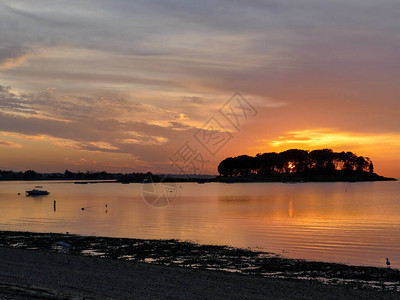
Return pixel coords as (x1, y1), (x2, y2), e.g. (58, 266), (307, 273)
(216, 148), (396, 182)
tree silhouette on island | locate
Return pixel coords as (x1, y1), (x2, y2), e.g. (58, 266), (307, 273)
(217, 149), (394, 182)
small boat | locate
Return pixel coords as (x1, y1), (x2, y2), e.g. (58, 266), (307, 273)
(26, 186), (50, 196)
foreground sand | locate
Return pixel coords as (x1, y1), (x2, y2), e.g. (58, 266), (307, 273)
(0, 247), (398, 299)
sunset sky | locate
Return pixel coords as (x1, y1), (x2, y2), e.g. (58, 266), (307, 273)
(0, 0), (399, 177)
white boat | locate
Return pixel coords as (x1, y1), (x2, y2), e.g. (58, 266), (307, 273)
(26, 186), (50, 196)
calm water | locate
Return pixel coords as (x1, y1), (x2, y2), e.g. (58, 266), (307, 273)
(0, 180), (399, 268)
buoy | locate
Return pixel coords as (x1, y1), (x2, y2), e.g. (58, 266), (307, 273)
(81, 207), (84, 210)
(18, 193), (20, 195)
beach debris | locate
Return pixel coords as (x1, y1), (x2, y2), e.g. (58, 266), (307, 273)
(2, 231), (400, 292)
(53, 241), (71, 253)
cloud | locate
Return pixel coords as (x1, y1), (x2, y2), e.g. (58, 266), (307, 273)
(0, 84), (198, 164)
(0, 85), (36, 114)
(0, 1), (399, 175)
(256, 128), (400, 156)
(0, 45), (31, 70)
(0, 139), (22, 148)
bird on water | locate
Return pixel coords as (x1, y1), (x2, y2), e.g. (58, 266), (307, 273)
(386, 258), (391, 266)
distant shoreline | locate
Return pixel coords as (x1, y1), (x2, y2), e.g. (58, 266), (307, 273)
(1, 166), (396, 182)
(211, 173), (397, 183)
(0, 174), (396, 183)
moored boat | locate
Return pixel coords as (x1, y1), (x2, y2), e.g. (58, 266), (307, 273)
(26, 186), (50, 196)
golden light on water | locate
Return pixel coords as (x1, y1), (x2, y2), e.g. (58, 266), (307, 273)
(1, 181), (399, 267)
(288, 199), (294, 217)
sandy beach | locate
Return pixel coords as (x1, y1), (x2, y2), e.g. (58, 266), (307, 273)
(0, 231), (399, 299)
(0, 246), (398, 299)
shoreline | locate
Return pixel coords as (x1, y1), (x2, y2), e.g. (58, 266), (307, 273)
(0, 173), (396, 183)
(1, 230), (399, 296)
(1, 247), (398, 299)
(0, 177), (396, 183)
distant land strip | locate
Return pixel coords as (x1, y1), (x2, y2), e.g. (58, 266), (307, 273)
(1, 148), (396, 182)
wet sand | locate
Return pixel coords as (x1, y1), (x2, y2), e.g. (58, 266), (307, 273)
(1, 247), (399, 299)
(0, 231), (399, 299)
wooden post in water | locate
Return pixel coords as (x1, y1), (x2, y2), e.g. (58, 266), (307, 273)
(54, 200), (56, 211)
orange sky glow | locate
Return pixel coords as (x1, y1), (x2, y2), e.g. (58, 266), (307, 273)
(0, 1), (399, 177)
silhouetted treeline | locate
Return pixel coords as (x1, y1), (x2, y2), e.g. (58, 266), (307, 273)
(218, 149), (375, 178)
(0, 169), (154, 182)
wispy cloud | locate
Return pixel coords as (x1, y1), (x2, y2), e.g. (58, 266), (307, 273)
(0, 139), (22, 148)
(0, 0), (399, 175)
(0, 46), (31, 70)
(0, 84), (198, 164)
